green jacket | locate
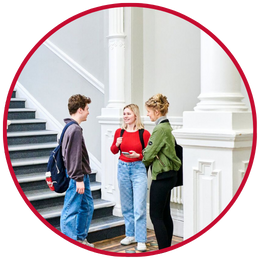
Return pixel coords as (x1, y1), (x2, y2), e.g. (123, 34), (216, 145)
(142, 119), (181, 180)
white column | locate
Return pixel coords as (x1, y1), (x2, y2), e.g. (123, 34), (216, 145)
(173, 32), (253, 239)
(195, 32), (248, 112)
(107, 8), (126, 109)
(98, 8), (126, 217)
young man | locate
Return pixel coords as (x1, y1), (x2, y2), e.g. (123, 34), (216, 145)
(60, 94), (94, 247)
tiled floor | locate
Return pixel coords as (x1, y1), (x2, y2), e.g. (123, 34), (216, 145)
(93, 229), (183, 253)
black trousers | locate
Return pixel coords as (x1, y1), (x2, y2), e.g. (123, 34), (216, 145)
(150, 174), (177, 250)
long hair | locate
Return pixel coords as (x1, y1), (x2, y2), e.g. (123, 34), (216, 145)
(122, 104), (144, 130)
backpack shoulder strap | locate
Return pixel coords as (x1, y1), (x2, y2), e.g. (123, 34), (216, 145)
(59, 121), (77, 145)
(174, 140), (183, 163)
(118, 128), (125, 152)
(139, 129), (145, 150)
(174, 139), (183, 188)
(120, 128), (125, 137)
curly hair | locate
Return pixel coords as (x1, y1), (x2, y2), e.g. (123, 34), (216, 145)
(68, 94), (91, 115)
(145, 93), (169, 116)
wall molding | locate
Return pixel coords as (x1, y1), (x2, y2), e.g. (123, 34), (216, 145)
(43, 40), (105, 94)
(193, 160), (221, 233)
(239, 160), (249, 180)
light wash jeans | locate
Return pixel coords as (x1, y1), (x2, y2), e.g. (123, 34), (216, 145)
(117, 160), (147, 243)
(60, 174), (94, 241)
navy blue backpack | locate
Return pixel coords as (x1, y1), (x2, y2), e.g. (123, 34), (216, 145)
(46, 121), (77, 193)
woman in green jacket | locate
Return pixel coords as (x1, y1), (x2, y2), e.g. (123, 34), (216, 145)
(142, 93), (181, 250)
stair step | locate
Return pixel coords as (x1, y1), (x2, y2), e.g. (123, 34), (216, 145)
(12, 162), (47, 175)
(88, 215), (125, 243)
(7, 119), (47, 132)
(11, 156), (49, 167)
(11, 156), (96, 177)
(8, 108), (36, 112)
(7, 130), (58, 145)
(10, 98), (26, 101)
(25, 182), (101, 201)
(38, 199), (115, 219)
(11, 156), (49, 176)
(37, 183), (125, 243)
(17, 172), (46, 183)
(9, 98), (26, 108)
(8, 108), (36, 120)
(7, 130), (58, 138)
(12, 90), (16, 98)
(48, 214), (125, 242)
(8, 119), (47, 124)
(89, 215), (125, 233)
(8, 142), (57, 160)
(17, 171), (97, 183)
(8, 142), (58, 151)
(23, 181), (100, 196)
(28, 182), (102, 209)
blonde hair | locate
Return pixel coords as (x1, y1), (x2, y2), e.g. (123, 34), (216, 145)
(122, 104), (144, 130)
(145, 93), (169, 116)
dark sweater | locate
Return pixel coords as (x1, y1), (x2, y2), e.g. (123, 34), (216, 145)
(61, 118), (91, 182)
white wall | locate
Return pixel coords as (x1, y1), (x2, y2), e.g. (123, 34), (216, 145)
(18, 11), (108, 162)
(49, 11), (107, 86)
(143, 9), (201, 117)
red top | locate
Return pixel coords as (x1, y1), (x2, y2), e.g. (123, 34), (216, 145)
(110, 128), (151, 163)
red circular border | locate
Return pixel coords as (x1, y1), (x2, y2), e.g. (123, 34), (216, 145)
(2, 3), (257, 257)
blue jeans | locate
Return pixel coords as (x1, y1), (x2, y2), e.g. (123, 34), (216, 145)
(117, 160), (147, 243)
(60, 174), (94, 241)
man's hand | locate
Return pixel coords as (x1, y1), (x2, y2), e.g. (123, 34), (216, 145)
(76, 181), (85, 194)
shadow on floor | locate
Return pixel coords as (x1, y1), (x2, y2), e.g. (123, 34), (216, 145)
(93, 229), (183, 253)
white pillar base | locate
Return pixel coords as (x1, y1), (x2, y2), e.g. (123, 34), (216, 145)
(194, 92), (249, 111)
(98, 108), (123, 217)
(173, 111), (253, 240)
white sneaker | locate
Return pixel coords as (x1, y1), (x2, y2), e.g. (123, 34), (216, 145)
(120, 236), (136, 245)
(136, 242), (147, 252)
(77, 239), (94, 247)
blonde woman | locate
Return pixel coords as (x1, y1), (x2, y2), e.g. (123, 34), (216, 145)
(110, 104), (150, 252)
(142, 94), (181, 249)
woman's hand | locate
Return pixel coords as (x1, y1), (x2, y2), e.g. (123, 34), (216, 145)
(124, 150), (140, 159)
(116, 137), (123, 147)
